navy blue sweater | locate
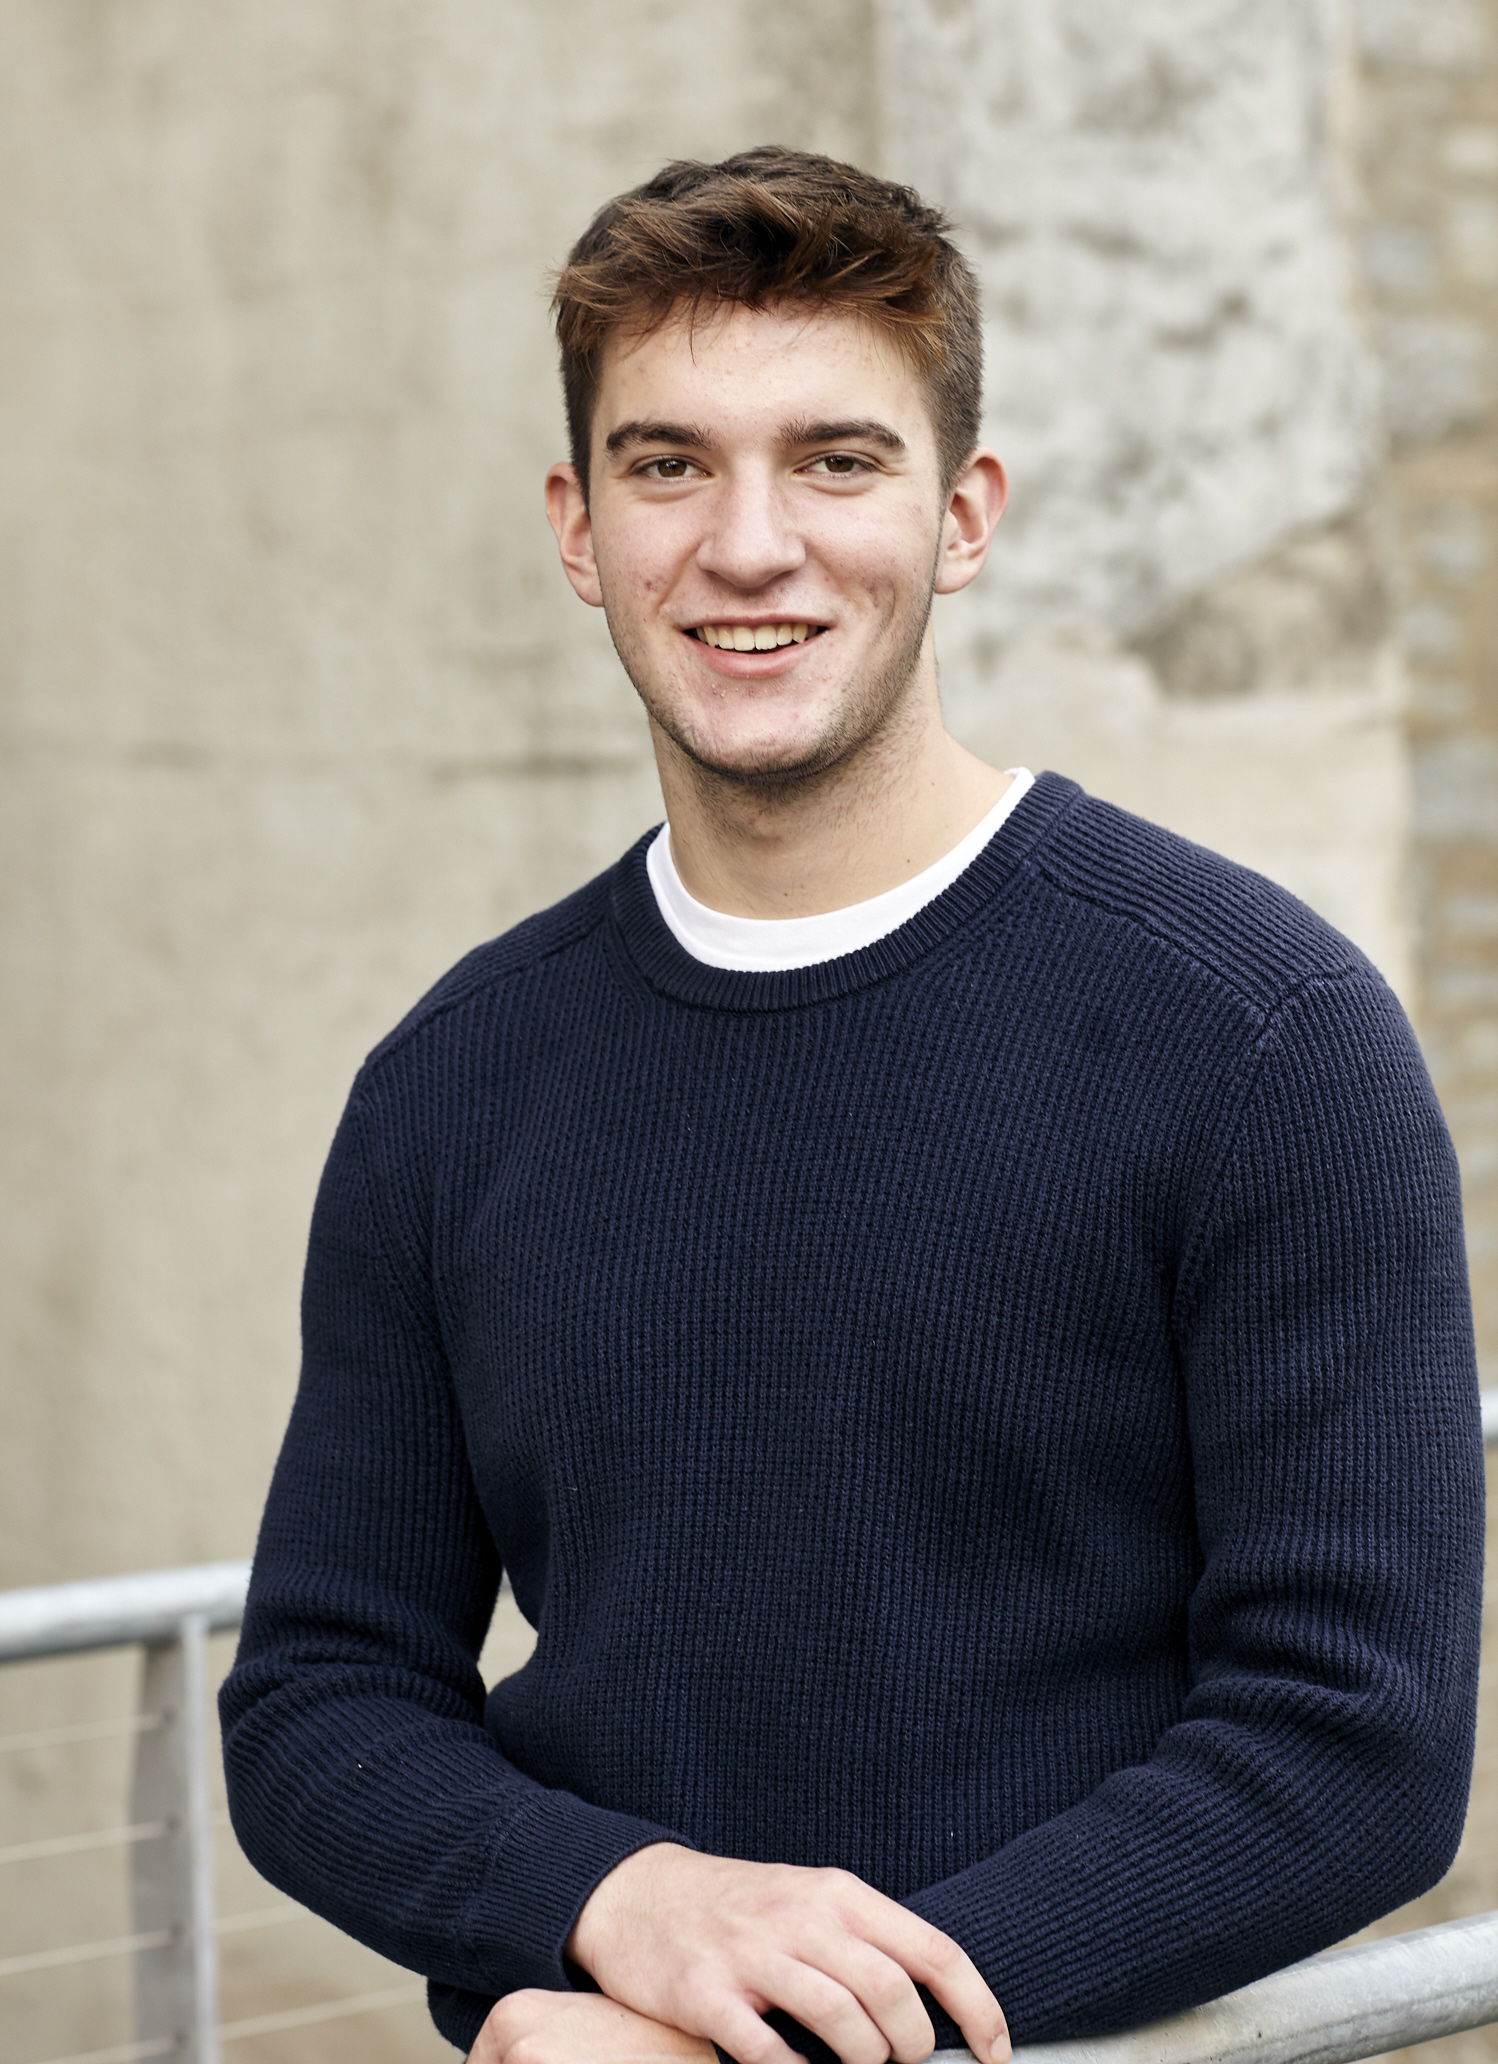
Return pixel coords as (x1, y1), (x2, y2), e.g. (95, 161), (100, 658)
(220, 773), (1483, 2058)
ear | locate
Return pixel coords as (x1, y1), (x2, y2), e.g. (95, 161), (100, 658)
(934, 448), (1008, 596)
(545, 462), (604, 608)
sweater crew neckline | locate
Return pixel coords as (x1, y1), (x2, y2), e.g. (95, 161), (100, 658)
(646, 770), (1035, 972)
(609, 768), (1079, 1010)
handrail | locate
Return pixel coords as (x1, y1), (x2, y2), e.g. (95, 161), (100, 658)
(0, 1561), (251, 1663)
(941, 1908), (1498, 2064)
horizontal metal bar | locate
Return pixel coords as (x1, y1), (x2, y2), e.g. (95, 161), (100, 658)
(0, 1559), (505, 1667)
(218, 1980), (428, 2041)
(0, 1561), (250, 1663)
(214, 1904), (300, 1936)
(0, 1713), (165, 1756)
(933, 1908), (1498, 2064)
(0, 1907), (298, 1988)
(0, 1914), (303, 2017)
(1483, 1387), (1498, 1445)
(0, 1818), (168, 1866)
(0, 1928), (173, 1979)
(30, 2040), (175, 2064)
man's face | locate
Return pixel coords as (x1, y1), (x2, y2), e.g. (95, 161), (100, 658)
(548, 302), (993, 788)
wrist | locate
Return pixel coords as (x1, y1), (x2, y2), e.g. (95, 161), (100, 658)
(567, 1840), (689, 1975)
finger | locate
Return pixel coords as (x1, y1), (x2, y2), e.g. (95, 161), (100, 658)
(849, 1906), (1009, 2064)
(753, 1954), (904, 2064)
(960, 1999), (1010, 2064)
(906, 1935), (1008, 2064)
(700, 1996), (810, 2064)
(785, 1930), (935, 2064)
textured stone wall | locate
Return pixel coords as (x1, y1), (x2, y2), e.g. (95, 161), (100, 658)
(881, 0), (1378, 633)
(1344, 11), (1498, 2055)
(880, 0), (1416, 995)
(1356, 0), (1498, 1388)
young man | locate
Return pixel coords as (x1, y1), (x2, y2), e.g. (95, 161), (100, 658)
(221, 150), (1484, 2064)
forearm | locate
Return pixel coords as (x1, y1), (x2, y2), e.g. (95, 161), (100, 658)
(468, 1989), (716, 2063)
(223, 1659), (678, 1995)
(902, 1700), (1472, 2044)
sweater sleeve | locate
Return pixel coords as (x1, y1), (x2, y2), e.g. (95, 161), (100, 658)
(903, 969), (1485, 2043)
(217, 1086), (684, 2039)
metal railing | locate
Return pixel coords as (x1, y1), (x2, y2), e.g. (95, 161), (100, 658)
(0, 1562), (425, 2064)
(946, 1907), (1498, 2064)
(5, 1383), (1498, 2064)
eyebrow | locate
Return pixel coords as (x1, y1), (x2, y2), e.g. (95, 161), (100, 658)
(604, 421), (714, 456)
(602, 417), (909, 458)
(781, 418), (908, 453)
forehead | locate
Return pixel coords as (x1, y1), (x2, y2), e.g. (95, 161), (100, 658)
(593, 302), (936, 451)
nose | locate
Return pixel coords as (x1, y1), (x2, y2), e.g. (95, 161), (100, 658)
(695, 464), (806, 591)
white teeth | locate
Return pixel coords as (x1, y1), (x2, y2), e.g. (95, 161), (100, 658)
(696, 622), (818, 648)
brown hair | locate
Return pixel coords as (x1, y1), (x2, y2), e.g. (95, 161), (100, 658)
(551, 145), (983, 500)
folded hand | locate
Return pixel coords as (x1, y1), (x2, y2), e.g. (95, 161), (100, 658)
(567, 1843), (1010, 2064)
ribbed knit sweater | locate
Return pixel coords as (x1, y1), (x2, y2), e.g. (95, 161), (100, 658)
(220, 773), (1484, 2060)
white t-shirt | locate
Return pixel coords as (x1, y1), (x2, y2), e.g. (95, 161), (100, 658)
(646, 769), (1035, 973)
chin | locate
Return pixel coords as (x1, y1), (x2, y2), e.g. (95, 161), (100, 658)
(676, 724), (848, 785)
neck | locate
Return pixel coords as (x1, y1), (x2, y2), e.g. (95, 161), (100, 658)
(654, 688), (1011, 921)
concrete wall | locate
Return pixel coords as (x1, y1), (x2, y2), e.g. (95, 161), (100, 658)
(0, 1), (1485, 2058)
(0, 0), (879, 1594)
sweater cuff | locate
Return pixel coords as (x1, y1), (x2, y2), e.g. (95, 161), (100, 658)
(460, 1787), (688, 1993)
(429, 1981), (493, 2052)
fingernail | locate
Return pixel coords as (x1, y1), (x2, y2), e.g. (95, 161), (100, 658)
(991, 2041), (1010, 2063)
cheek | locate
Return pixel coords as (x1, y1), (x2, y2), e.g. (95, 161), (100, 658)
(835, 549), (936, 616)
(811, 503), (942, 600)
(595, 521), (688, 609)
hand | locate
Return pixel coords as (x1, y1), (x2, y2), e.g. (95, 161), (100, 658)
(567, 1844), (1011, 2064)
(469, 1988), (716, 2063)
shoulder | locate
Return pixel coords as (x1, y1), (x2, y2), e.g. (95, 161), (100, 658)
(1021, 774), (1375, 1022)
(351, 837), (649, 1093)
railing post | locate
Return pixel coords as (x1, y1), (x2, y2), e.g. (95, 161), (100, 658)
(131, 1612), (220, 2064)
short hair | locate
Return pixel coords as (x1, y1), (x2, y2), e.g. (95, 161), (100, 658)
(551, 145), (983, 501)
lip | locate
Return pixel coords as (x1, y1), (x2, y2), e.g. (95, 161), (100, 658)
(679, 625), (830, 678)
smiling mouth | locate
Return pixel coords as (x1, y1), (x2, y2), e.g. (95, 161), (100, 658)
(689, 623), (825, 651)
